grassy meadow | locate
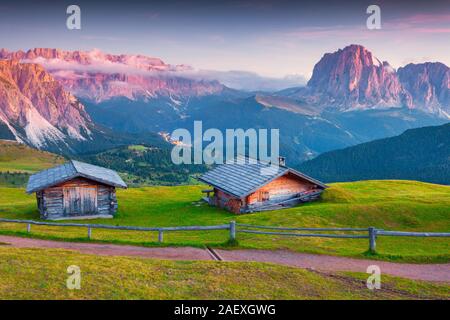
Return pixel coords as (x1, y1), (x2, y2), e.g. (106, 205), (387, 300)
(0, 246), (448, 300)
(0, 180), (449, 263)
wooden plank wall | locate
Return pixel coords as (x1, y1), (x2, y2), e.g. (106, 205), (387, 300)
(43, 187), (64, 218)
(212, 172), (320, 214)
(214, 189), (242, 214)
(246, 173), (314, 205)
(39, 177), (118, 219)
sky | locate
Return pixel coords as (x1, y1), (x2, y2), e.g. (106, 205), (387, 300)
(0, 0), (449, 88)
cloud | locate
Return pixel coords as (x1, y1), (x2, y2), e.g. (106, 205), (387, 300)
(81, 35), (125, 41)
(22, 51), (306, 92)
(389, 13), (450, 26)
(383, 13), (450, 34)
(191, 70), (306, 91)
(275, 12), (450, 42)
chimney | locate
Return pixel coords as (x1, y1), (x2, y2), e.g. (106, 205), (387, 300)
(278, 156), (286, 167)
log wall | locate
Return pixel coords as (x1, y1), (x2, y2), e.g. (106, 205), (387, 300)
(212, 172), (320, 214)
(213, 189), (242, 214)
(246, 173), (315, 206)
(38, 177), (118, 220)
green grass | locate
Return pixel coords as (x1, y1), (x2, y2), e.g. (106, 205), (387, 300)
(0, 247), (447, 300)
(0, 180), (449, 263)
(0, 140), (64, 173)
(128, 145), (150, 152)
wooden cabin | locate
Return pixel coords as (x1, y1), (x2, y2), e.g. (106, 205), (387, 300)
(26, 160), (127, 220)
(198, 157), (328, 214)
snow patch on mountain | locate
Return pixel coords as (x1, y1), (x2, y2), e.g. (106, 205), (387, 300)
(23, 108), (67, 147)
(0, 114), (24, 143)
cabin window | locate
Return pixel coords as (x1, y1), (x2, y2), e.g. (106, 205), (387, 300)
(258, 191), (270, 202)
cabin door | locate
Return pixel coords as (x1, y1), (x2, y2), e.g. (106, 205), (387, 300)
(63, 187), (98, 216)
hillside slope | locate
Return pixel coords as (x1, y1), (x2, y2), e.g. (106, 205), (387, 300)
(0, 140), (64, 173)
(77, 144), (206, 186)
(0, 139), (65, 186)
(298, 123), (450, 184)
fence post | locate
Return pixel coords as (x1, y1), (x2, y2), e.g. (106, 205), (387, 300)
(27, 223), (31, 233)
(368, 227), (376, 253)
(87, 226), (92, 239)
(158, 229), (164, 243)
(229, 221), (236, 241)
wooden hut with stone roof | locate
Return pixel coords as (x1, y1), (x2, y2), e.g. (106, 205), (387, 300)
(26, 160), (127, 220)
(198, 157), (328, 214)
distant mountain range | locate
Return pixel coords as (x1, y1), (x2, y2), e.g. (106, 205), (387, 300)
(299, 123), (450, 185)
(0, 59), (169, 154)
(0, 45), (448, 164)
(0, 48), (227, 103)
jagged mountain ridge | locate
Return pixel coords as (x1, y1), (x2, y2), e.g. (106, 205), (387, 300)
(0, 59), (93, 150)
(0, 48), (226, 103)
(0, 59), (170, 154)
(2, 45), (448, 117)
(0, 45), (448, 163)
(398, 62), (450, 117)
(279, 44), (450, 118)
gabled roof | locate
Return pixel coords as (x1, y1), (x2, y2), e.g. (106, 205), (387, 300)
(26, 160), (127, 194)
(198, 156), (328, 198)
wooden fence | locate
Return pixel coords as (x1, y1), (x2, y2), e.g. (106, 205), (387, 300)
(0, 218), (449, 253)
(0, 218), (234, 243)
(237, 224), (450, 253)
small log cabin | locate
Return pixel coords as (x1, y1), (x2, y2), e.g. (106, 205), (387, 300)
(198, 157), (328, 214)
(26, 160), (127, 220)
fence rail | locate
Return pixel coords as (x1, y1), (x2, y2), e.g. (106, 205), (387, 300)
(236, 223), (368, 232)
(0, 218), (233, 242)
(0, 218), (449, 253)
(376, 230), (450, 237)
(238, 230), (368, 239)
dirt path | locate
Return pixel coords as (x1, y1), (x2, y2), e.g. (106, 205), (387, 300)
(0, 235), (212, 260)
(215, 249), (450, 283)
(0, 235), (448, 283)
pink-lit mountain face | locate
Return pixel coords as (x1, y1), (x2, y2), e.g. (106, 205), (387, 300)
(295, 45), (449, 117)
(398, 62), (450, 117)
(306, 45), (408, 109)
(0, 59), (93, 148)
(0, 48), (225, 102)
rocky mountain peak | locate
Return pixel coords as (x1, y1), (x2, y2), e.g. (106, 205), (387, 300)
(0, 59), (93, 148)
(306, 44), (407, 110)
(397, 62), (450, 117)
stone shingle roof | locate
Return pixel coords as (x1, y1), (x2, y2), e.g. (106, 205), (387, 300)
(26, 160), (127, 193)
(198, 157), (327, 198)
